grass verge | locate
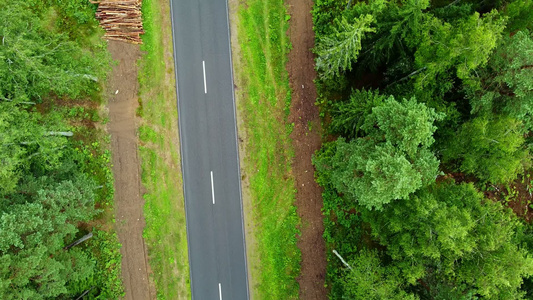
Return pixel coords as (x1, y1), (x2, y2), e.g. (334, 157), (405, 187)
(139, 0), (190, 298)
(233, 0), (301, 298)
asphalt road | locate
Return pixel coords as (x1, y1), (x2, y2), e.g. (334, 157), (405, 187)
(169, 0), (249, 299)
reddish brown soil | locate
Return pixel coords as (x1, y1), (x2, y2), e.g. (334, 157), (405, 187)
(107, 41), (155, 300)
(286, 0), (328, 298)
(485, 172), (533, 223)
(440, 172), (533, 222)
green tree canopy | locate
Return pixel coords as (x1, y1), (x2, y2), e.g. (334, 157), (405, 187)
(0, 0), (108, 103)
(312, 0), (533, 299)
(361, 181), (533, 298)
(362, 96), (443, 156)
(443, 116), (530, 183)
(334, 0), (431, 70)
(342, 250), (418, 300)
(315, 14), (375, 80)
(414, 10), (506, 88)
(469, 30), (533, 129)
(328, 88), (386, 139)
(0, 103), (69, 195)
(0, 175), (99, 299)
(314, 96), (442, 209)
(502, 0), (533, 32)
(0, 0), (118, 298)
(366, 0), (430, 64)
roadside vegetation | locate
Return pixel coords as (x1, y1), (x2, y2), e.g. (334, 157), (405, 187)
(312, 0), (533, 298)
(138, 0), (190, 298)
(0, 0), (123, 298)
(234, 0), (300, 298)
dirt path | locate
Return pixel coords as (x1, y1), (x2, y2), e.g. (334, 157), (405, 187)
(286, 0), (328, 299)
(107, 41), (154, 300)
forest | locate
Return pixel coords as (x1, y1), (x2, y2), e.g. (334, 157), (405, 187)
(312, 0), (533, 298)
(0, 0), (123, 298)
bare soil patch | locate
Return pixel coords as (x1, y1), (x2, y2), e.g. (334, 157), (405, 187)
(107, 41), (155, 300)
(485, 172), (533, 223)
(286, 0), (328, 298)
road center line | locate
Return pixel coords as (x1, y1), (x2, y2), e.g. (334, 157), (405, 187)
(211, 171), (215, 204)
(202, 60), (207, 94)
(218, 283), (222, 300)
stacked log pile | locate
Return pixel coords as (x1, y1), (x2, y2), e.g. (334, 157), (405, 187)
(90, 0), (144, 44)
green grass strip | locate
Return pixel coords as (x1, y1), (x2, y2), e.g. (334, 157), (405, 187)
(139, 0), (190, 299)
(236, 0), (300, 298)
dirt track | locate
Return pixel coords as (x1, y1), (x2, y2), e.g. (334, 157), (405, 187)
(107, 41), (154, 300)
(286, 0), (328, 298)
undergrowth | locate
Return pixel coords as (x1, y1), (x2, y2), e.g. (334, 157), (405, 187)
(49, 0), (124, 297)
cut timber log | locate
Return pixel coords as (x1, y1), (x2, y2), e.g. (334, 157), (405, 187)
(91, 0), (144, 45)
